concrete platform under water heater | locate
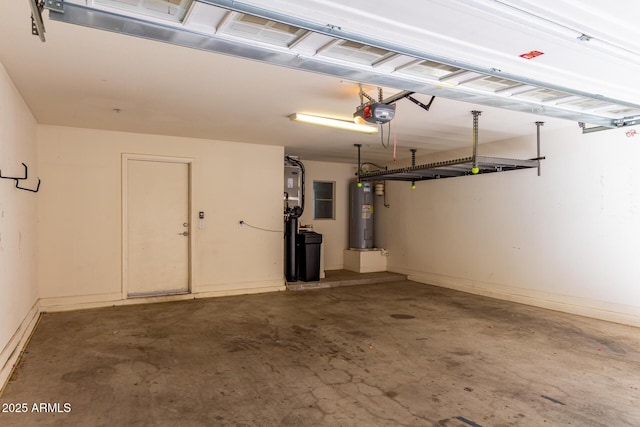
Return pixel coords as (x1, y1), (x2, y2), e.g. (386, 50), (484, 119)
(344, 248), (388, 273)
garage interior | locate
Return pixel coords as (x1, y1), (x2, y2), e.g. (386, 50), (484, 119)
(1, 0), (640, 426)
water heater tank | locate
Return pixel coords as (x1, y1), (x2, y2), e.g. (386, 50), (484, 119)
(349, 182), (374, 249)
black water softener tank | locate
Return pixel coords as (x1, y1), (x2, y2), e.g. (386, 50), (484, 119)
(296, 231), (323, 282)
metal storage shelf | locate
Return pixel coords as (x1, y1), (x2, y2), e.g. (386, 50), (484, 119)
(355, 111), (545, 184)
(359, 155), (541, 182)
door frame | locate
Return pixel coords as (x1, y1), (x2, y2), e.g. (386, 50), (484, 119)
(121, 153), (195, 299)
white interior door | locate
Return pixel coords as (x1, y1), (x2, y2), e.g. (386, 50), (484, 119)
(126, 159), (190, 297)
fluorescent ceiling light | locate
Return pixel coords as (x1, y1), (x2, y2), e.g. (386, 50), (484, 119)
(289, 113), (378, 134)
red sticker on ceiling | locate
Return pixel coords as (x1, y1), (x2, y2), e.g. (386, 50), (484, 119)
(519, 50), (544, 60)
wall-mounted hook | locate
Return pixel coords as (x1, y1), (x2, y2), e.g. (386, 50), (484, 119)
(15, 177), (41, 193)
(1, 162), (41, 193)
(0, 162), (27, 180)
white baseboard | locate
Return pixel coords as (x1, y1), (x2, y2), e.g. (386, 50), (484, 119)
(391, 267), (640, 328)
(38, 279), (286, 313)
(195, 278), (285, 296)
(194, 284), (286, 299)
(0, 300), (40, 394)
(39, 292), (124, 312)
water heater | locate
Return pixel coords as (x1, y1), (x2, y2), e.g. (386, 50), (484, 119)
(349, 182), (374, 249)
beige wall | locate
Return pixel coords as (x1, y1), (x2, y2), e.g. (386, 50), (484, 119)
(298, 160), (356, 271)
(376, 125), (640, 326)
(37, 126), (284, 309)
(0, 63), (39, 388)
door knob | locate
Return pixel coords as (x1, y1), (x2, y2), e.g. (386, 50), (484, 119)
(178, 231), (189, 236)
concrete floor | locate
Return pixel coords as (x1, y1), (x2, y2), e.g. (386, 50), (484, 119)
(1, 280), (639, 426)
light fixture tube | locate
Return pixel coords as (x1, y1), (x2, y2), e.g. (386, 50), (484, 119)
(290, 113), (378, 134)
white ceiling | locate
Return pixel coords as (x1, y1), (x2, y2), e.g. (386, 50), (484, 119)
(1, 0), (638, 164)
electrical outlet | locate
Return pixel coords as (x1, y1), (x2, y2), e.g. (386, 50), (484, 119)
(239, 220), (244, 229)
